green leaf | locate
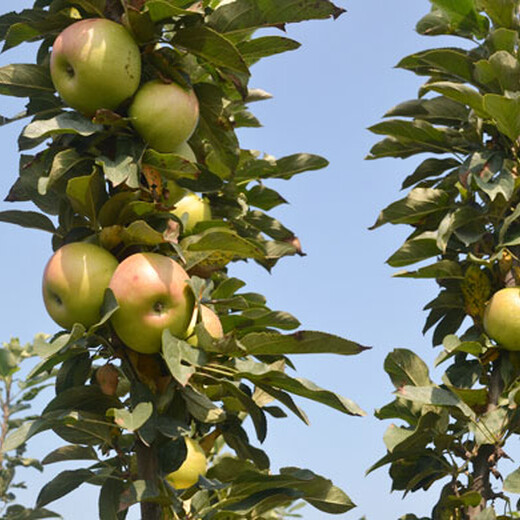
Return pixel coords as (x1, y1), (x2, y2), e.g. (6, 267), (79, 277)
(66, 169), (107, 223)
(3, 419), (48, 452)
(144, 0), (194, 22)
(108, 402), (153, 432)
(207, 0), (345, 33)
(436, 206), (486, 252)
(41, 148), (89, 193)
(371, 187), (453, 228)
(142, 149), (199, 180)
(162, 333), (198, 386)
(428, 0), (489, 38)
(395, 259), (463, 280)
(422, 81), (488, 118)
(235, 359), (365, 416)
(0, 210), (55, 233)
(0, 63), (54, 97)
(245, 184), (287, 210)
(121, 220), (165, 247)
(397, 385), (476, 419)
(181, 385), (226, 423)
(387, 232), (441, 267)
(99, 477), (126, 520)
(96, 152), (140, 189)
(36, 469), (94, 508)
(237, 36), (301, 63)
(0, 348), (19, 377)
(480, 0), (517, 28)
(384, 349), (432, 389)
(504, 466), (520, 493)
(240, 331), (370, 356)
(483, 93), (520, 141)
(172, 26), (250, 75)
(385, 96), (469, 124)
(42, 445), (98, 465)
(22, 112), (102, 141)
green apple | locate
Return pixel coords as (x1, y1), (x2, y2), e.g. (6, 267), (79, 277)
(109, 252), (195, 354)
(129, 80), (199, 152)
(166, 438), (207, 489)
(42, 242), (119, 329)
(188, 305), (223, 346)
(50, 18), (141, 116)
(171, 192), (211, 234)
(483, 287), (520, 350)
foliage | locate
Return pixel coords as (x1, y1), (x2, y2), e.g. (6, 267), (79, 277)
(369, 0), (520, 518)
(0, 337), (59, 520)
(0, 0), (364, 518)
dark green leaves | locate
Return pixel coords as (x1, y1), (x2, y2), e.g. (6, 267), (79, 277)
(0, 209), (56, 233)
(0, 64), (54, 97)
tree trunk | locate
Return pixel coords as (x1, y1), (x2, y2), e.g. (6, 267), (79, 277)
(136, 441), (162, 520)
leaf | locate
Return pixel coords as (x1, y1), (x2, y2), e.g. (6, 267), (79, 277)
(3, 419), (49, 452)
(22, 112), (102, 141)
(121, 220), (165, 247)
(99, 477), (126, 520)
(234, 359), (365, 416)
(428, 0), (489, 38)
(480, 0), (516, 28)
(504, 466), (520, 493)
(109, 402), (153, 432)
(207, 0), (345, 33)
(181, 385), (226, 423)
(397, 385), (476, 420)
(66, 169), (107, 223)
(394, 259), (463, 280)
(483, 93), (520, 141)
(237, 36), (301, 63)
(422, 81), (488, 118)
(384, 349), (432, 389)
(387, 232), (441, 267)
(436, 206), (486, 252)
(42, 445), (98, 465)
(0, 210), (55, 233)
(144, 0), (194, 22)
(172, 26), (249, 75)
(0, 63), (54, 97)
(371, 188), (452, 229)
(162, 334), (197, 386)
(36, 469), (94, 508)
(142, 149), (200, 180)
(240, 331), (370, 356)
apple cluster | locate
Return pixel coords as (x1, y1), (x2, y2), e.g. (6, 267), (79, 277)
(42, 243), (224, 354)
(50, 18), (211, 235)
(42, 18), (222, 353)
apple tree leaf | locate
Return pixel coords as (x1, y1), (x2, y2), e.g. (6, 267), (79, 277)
(0, 63), (54, 97)
(143, 149), (200, 180)
(66, 169), (108, 224)
(108, 402), (153, 432)
(237, 36), (301, 64)
(42, 445), (98, 465)
(36, 469), (94, 508)
(0, 209), (56, 233)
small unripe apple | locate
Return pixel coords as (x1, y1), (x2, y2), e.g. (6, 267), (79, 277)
(484, 287), (520, 350)
(109, 253), (195, 354)
(171, 192), (211, 234)
(50, 18), (141, 116)
(166, 438), (207, 489)
(96, 364), (119, 396)
(129, 80), (199, 152)
(42, 242), (119, 329)
(188, 305), (223, 346)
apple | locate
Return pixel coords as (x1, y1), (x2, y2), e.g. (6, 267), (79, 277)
(171, 192), (211, 234)
(188, 305), (223, 346)
(50, 18), (141, 116)
(96, 364), (119, 396)
(108, 252), (195, 354)
(166, 438), (207, 489)
(129, 80), (199, 152)
(42, 242), (119, 329)
(171, 141), (197, 162)
(483, 287), (520, 350)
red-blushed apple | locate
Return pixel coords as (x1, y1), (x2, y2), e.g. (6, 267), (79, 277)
(484, 287), (520, 350)
(108, 252), (195, 354)
(171, 192), (211, 234)
(166, 437), (207, 489)
(50, 18), (141, 116)
(42, 242), (119, 330)
(129, 80), (199, 152)
(187, 305), (223, 346)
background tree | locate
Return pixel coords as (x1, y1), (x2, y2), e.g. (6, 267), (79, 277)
(0, 0), (366, 519)
(369, 0), (520, 518)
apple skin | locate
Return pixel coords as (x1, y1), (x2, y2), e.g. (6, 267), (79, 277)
(188, 305), (223, 346)
(129, 80), (199, 152)
(171, 192), (211, 234)
(483, 287), (520, 350)
(50, 18), (141, 116)
(42, 242), (119, 330)
(166, 438), (207, 489)
(108, 252), (195, 354)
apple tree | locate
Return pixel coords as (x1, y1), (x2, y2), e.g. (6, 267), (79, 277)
(0, 0), (366, 519)
(369, 0), (520, 518)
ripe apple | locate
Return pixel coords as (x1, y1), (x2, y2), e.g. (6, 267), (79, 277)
(166, 437), (207, 489)
(42, 242), (119, 330)
(50, 18), (141, 116)
(187, 305), (223, 346)
(108, 252), (195, 354)
(171, 192), (211, 234)
(483, 287), (520, 350)
(129, 80), (199, 152)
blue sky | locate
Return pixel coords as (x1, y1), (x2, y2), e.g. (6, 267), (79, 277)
(0, 1), (466, 518)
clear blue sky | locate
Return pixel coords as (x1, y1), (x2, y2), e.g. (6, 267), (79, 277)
(0, 1), (469, 518)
